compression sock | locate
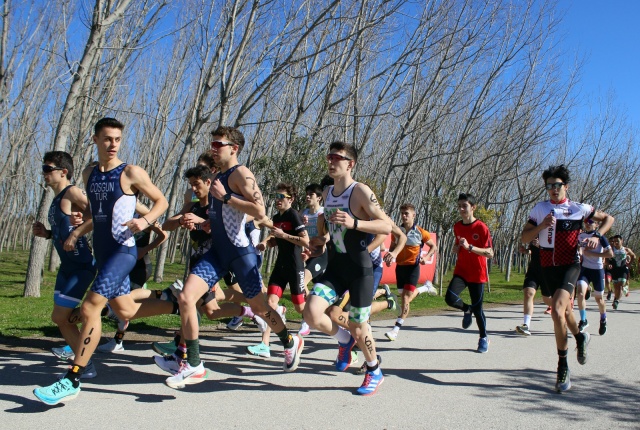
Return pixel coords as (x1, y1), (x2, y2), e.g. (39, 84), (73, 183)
(558, 349), (568, 369)
(579, 309), (587, 321)
(185, 339), (200, 367)
(277, 328), (294, 349)
(601, 312), (607, 321)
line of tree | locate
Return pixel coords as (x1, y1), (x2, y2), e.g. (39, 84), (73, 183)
(0, 0), (637, 297)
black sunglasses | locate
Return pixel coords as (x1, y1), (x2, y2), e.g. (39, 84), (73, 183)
(210, 140), (235, 149)
(42, 165), (64, 173)
(544, 182), (565, 190)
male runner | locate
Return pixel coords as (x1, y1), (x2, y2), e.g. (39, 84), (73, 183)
(521, 165), (613, 392)
(303, 141), (391, 396)
(444, 193), (493, 353)
(605, 235), (635, 309)
(34, 117), (169, 405)
(168, 126), (302, 389)
(384, 203), (436, 341)
(577, 219), (613, 335)
(34, 151), (98, 377)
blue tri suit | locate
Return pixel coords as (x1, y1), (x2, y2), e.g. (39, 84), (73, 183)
(48, 185), (96, 308)
(190, 165), (263, 300)
(87, 163), (138, 299)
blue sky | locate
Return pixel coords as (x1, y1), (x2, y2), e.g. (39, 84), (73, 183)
(560, 0), (640, 129)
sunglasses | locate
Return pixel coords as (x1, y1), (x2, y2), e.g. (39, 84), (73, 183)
(42, 165), (64, 173)
(210, 140), (234, 149)
(326, 153), (352, 162)
(274, 192), (292, 199)
(544, 182), (565, 190)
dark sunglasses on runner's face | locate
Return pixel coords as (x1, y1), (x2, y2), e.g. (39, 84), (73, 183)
(210, 140), (234, 149)
(274, 192), (291, 199)
(42, 165), (64, 173)
(326, 153), (352, 162)
(545, 182), (565, 190)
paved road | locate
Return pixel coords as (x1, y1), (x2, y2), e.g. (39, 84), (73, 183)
(1, 296), (639, 429)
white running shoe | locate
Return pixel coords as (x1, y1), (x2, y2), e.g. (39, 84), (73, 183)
(283, 334), (304, 372)
(169, 279), (184, 298)
(421, 281), (438, 296)
(97, 338), (125, 353)
(385, 330), (398, 341)
(165, 362), (208, 389)
(299, 321), (311, 336)
(154, 354), (182, 374)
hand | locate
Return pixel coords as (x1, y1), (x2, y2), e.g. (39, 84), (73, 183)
(327, 209), (355, 228)
(419, 256), (428, 265)
(181, 213), (201, 231)
(584, 236), (599, 249)
(201, 220), (211, 234)
(210, 178), (226, 201)
(459, 237), (470, 250)
(32, 221), (48, 238)
(121, 218), (147, 234)
(256, 242), (267, 252)
(63, 233), (78, 251)
(69, 211), (84, 226)
(271, 226), (286, 239)
(541, 213), (555, 228)
(301, 249), (310, 262)
(383, 252), (396, 264)
(302, 215), (309, 225)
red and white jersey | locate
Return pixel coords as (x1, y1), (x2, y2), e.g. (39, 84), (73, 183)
(527, 199), (594, 267)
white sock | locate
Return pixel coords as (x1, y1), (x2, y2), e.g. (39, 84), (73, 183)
(333, 326), (352, 344)
(524, 315), (531, 326)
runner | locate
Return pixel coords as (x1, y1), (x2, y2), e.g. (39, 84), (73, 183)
(34, 117), (169, 405)
(34, 151), (97, 376)
(167, 126), (302, 389)
(515, 238), (552, 336)
(444, 193), (493, 353)
(303, 141), (391, 396)
(384, 203), (436, 341)
(521, 164), (613, 392)
(246, 182), (308, 358)
(577, 219), (613, 335)
(605, 235), (635, 310)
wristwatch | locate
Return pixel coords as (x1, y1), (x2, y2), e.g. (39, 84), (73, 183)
(468, 245), (474, 253)
(223, 193), (232, 204)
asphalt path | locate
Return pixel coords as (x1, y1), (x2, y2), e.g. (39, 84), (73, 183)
(1, 296), (638, 429)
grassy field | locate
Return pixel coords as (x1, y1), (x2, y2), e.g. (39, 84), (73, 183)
(1, 249), (634, 339)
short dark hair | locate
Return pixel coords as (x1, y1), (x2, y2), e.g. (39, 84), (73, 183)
(94, 117), (124, 135)
(197, 150), (216, 169)
(320, 174), (334, 189)
(329, 141), (357, 163)
(400, 203), (416, 212)
(305, 183), (323, 196)
(44, 151), (74, 179)
(185, 165), (214, 182)
(210, 126), (245, 153)
(610, 234), (623, 242)
(458, 193), (477, 206)
(542, 165), (570, 184)
(275, 182), (296, 200)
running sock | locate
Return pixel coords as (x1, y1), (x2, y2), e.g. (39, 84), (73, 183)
(575, 333), (585, 344)
(395, 318), (404, 328)
(174, 343), (187, 361)
(333, 326), (352, 344)
(185, 339), (200, 367)
(171, 302), (180, 315)
(114, 330), (126, 345)
(64, 364), (85, 388)
(601, 312), (607, 321)
(557, 349), (568, 368)
(579, 309), (587, 321)
(366, 360), (381, 375)
(523, 315), (531, 326)
(241, 306), (255, 319)
(277, 329), (294, 349)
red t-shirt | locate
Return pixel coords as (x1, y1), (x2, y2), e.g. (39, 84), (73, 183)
(453, 219), (492, 283)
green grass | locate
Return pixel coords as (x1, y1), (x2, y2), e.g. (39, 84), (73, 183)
(0, 249), (635, 338)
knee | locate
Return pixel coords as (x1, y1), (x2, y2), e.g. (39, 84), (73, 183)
(523, 289), (535, 300)
(551, 307), (565, 322)
(444, 291), (457, 307)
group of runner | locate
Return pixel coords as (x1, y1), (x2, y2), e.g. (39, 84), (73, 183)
(31, 118), (631, 404)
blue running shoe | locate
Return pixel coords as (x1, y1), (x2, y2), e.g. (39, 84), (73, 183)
(477, 337), (489, 353)
(462, 311), (473, 329)
(51, 344), (74, 360)
(357, 369), (384, 396)
(335, 336), (356, 371)
(33, 378), (80, 405)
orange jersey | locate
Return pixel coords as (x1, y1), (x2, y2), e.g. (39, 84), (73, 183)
(394, 225), (431, 266)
